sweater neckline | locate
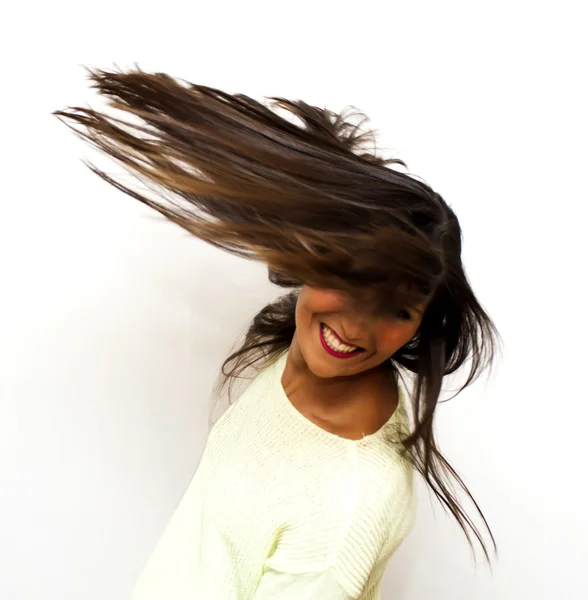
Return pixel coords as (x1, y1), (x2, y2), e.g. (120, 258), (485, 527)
(270, 349), (406, 446)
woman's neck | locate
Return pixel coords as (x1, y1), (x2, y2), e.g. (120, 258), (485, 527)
(281, 336), (398, 436)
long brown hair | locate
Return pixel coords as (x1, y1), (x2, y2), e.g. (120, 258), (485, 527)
(55, 66), (502, 562)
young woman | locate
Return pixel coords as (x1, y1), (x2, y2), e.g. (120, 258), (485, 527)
(55, 68), (501, 600)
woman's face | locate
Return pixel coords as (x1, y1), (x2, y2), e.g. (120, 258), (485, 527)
(293, 284), (428, 379)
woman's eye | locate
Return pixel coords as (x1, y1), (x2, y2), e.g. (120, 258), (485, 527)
(398, 309), (412, 321)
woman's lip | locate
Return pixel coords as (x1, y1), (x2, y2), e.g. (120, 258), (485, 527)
(321, 323), (363, 349)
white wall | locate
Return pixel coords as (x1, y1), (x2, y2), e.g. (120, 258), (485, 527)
(2, 1), (586, 598)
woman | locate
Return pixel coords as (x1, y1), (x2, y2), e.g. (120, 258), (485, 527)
(55, 67), (501, 599)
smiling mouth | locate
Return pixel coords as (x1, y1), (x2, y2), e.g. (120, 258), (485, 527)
(319, 322), (365, 357)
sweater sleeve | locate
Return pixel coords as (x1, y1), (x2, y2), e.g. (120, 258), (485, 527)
(252, 566), (353, 600)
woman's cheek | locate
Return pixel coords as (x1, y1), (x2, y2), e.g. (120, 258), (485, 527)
(377, 323), (415, 353)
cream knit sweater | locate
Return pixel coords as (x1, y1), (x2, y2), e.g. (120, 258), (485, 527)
(130, 349), (417, 600)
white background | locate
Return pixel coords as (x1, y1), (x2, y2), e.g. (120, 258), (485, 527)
(1, 1), (586, 598)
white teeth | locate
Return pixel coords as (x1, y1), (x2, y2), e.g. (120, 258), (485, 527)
(321, 324), (358, 353)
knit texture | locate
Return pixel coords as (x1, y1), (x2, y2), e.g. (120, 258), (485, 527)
(130, 349), (417, 600)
